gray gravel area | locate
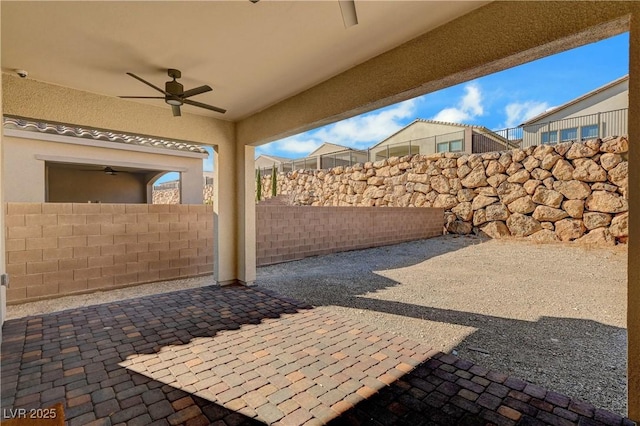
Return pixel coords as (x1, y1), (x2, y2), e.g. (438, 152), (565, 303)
(255, 235), (628, 417)
(6, 235), (628, 416)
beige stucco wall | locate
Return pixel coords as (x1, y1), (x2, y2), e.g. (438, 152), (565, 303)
(2, 134), (206, 204)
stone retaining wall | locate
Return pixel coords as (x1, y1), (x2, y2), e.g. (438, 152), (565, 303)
(262, 136), (629, 245)
(256, 206), (443, 266)
(4, 203), (214, 303)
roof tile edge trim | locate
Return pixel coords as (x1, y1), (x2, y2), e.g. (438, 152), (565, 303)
(2, 116), (208, 154)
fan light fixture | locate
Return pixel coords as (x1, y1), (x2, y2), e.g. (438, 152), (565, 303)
(104, 167), (117, 175)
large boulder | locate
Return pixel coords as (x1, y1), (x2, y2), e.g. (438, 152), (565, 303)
(576, 228), (615, 246)
(486, 203), (510, 221)
(473, 209), (487, 226)
(433, 194), (459, 209)
(531, 187), (564, 208)
(555, 219), (586, 241)
(522, 156), (541, 171)
(562, 199), (584, 219)
(600, 136), (628, 154)
(572, 159), (607, 182)
(430, 175), (451, 194)
(487, 174), (508, 188)
(610, 212), (629, 237)
(471, 195), (498, 211)
(541, 152), (562, 170)
(479, 221), (510, 239)
(457, 188), (476, 202)
(566, 142), (598, 159)
(452, 202), (473, 221)
(607, 161), (627, 188)
(508, 195), (537, 214)
(460, 165), (488, 188)
(551, 159), (575, 181)
(585, 191), (628, 213)
(582, 212), (612, 230)
(485, 160), (505, 176)
(507, 169), (530, 184)
(506, 213), (542, 237)
(497, 182), (528, 205)
(532, 206), (569, 222)
(447, 220), (473, 235)
(599, 153), (623, 171)
(552, 180), (591, 200)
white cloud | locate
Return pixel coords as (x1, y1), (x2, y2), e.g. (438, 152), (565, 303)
(432, 83), (483, 123)
(257, 98), (418, 157)
(504, 100), (549, 128)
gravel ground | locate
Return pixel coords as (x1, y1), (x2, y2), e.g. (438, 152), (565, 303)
(7, 235), (628, 416)
(255, 235), (628, 417)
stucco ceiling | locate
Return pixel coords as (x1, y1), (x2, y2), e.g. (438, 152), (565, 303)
(1, 1), (489, 121)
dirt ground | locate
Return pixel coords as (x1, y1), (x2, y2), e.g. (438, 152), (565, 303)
(8, 235), (628, 416)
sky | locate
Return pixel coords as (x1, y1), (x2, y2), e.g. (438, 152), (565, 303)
(157, 31), (628, 184)
(255, 31), (629, 159)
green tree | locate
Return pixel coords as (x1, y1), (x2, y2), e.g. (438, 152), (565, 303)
(256, 168), (262, 201)
(271, 164), (277, 197)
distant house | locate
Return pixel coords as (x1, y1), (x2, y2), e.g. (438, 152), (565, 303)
(256, 142), (367, 172)
(255, 154), (291, 172)
(521, 75), (628, 146)
(369, 119), (511, 161)
(3, 117), (208, 204)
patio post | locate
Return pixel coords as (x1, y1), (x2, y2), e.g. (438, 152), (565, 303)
(628, 12), (640, 421)
(0, 8), (6, 333)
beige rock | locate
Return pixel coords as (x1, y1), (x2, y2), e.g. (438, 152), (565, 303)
(353, 181), (367, 194)
(471, 195), (497, 210)
(460, 166), (488, 188)
(376, 166), (391, 177)
(506, 213), (542, 237)
(456, 155), (469, 167)
(332, 166), (345, 175)
(585, 191), (628, 213)
(532, 187), (563, 208)
(487, 174), (508, 188)
(572, 158), (607, 182)
(410, 192), (427, 207)
(367, 176), (385, 186)
(397, 193), (412, 207)
(497, 182), (528, 205)
(582, 212), (612, 230)
(413, 162), (428, 174)
(551, 159), (575, 181)
(533, 145), (555, 160)
(452, 202), (473, 221)
(511, 149), (526, 162)
(479, 221), (510, 239)
(457, 164), (473, 179)
(486, 160), (505, 176)
(433, 194), (458, 209)
(392, 185), (406, 197)
(528, 229), (560, 243)
(351, 171), (368, 181)
(540, 152), (562, 170)
(575, 228), (615, 246)
(442, 168), (457, 179)
(507, 169), (530, 184)
(426, 153), (445, 161)
(475, 187), (498, 196)
(610, 212), (629, 237)
(554, 142), (573, 157)
(449, 178), (462, 193)
(389, 165), (401, 176)
(468, 154), (483, 169)
(506, 162), (523, 176)
(457, 189), (476, 202)
(499, 153), (512, 168)
(600, 136), (628, 154)
(387, 156), (400, 166)
(398, 161), (411, 170)
(532, 206), (568, 222)
(523, 180), (541, 195)
(413, 183), (430, 194)
(508, 195), (536, 214)
(436, 158), (457, 169)
(543, 177), (555, 190)
(531, 168), (552, 181)
(373, 159), (388, 169)
(607, 161), (627, 187)
(391, 174), (407, 186)
(566, 142), (598, 159)
(522, 156), (540, 171)
(481, 152), (501, 160)
(555, 219), (586, 241)
(585, 138), (601, 152)
(486, 203), (510, 221)
(447, 220), (473, 235)
(426, 164), (442, 176)
(430, 175), (450, 194)
(552, 180), (591, 200)
(591, 182), (618, 192)
(562, 199), (584, 219)
(473, 209), (487, 226)
(407, 173), (429, 184)
(599, 153), (623, 171)
(541, 222), (555, 230)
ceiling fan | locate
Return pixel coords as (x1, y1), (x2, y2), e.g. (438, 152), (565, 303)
(249, 0), (358, 28)
(120, 69), (226, 117)
(77, 166), (133, 176)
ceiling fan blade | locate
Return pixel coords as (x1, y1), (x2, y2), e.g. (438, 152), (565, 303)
(126, 72), (171, 95)
(339, 0), (358, 28)
(119, 96), (165, 99)
(172, 105), (182, 117)
(182, 85), (212, 99)
(183, 99), (226, 114)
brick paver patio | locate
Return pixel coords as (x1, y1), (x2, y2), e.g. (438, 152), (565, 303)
(1, 285), (636, 425)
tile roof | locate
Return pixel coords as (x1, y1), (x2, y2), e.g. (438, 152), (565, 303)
(3, 116), (208, 154)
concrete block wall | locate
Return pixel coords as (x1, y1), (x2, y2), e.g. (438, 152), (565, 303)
(4, 203), (213, 303)
(256, 205), (443, 266)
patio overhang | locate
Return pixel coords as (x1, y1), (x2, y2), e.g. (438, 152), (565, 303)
(1, 1), (640, 419)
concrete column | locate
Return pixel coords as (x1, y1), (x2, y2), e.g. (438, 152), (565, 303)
(181, 164), (204, 204)
(0, 7), (6, 334)
(212, 135), (255, 286)
(628, 13), (640, 422)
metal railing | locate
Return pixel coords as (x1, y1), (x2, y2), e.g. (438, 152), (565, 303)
(369, 130), (466, 161)
(477, 108), (628, 149)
